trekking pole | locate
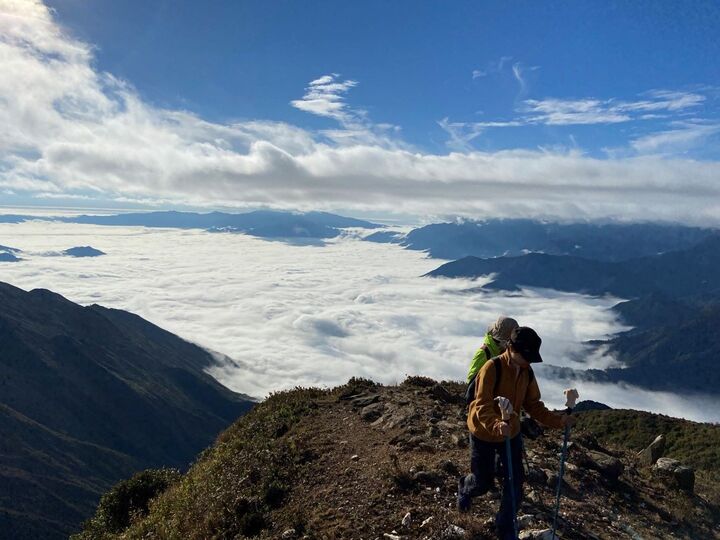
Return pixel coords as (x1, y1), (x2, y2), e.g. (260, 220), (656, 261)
(551, 388), (579, 540)
(495, 396), (518, 540)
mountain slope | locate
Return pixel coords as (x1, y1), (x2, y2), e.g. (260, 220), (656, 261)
(76, 379), (720, 540)
(0, 282), (254, 539)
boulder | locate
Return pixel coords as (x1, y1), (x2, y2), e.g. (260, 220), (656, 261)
(360, 403), (384, 421)
(637, 434), (665, 466)
(653, 457), (695, 492)
(430, 384), (460, 404)
(351, 394), (379, 408)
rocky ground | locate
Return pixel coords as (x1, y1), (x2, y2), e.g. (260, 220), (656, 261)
(272, 377), (719, 540)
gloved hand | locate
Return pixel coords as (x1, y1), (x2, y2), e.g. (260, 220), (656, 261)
(495, 396), (513, 421)
(564, 388), (579, 409)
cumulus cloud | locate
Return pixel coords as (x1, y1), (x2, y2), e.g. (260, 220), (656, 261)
(3, 220), (718, 422)
(2, 2), (720, 224)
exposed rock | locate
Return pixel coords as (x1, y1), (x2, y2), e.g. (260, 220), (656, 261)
(351, 454), (360, 461)
(526, 467), (548, 486)
(430, 384), (455, 403)
(519, 529), (559, 540)
(413, 470), (443, 486)
(518, 513), (535, 529)
(420, 516), (433, 528)
(577, 450), (624, 482)
(438, 459), (459, 476)
(401, 512), (411, 527)
(441, 524), (466, 539)
(653, 457), (695, 492)
(451, 433), (468, 448)
(361, 403), (385, 421)
(637, 434), (665, 466)
(281, 529), (297, 539)
(352, 394), (380, 408)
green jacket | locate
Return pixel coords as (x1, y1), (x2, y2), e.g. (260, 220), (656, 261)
(466, 333), (503, 382)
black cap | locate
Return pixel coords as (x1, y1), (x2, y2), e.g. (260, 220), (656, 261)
(510, 326), (543, 363)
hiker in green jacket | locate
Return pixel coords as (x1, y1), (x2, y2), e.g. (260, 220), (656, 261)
(465, 316), (519, 404)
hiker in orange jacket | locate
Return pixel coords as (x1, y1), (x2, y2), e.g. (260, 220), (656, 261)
(458, 326), (575, 540)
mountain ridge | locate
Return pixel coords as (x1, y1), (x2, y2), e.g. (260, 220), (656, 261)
(73, 378), (720, 539)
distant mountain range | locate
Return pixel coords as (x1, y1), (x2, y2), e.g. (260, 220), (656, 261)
(366, 219), (717, 261)
(427, 235), (720, 396)
(427, 234), (720, 298)
(1, 210), (381, 239)
(0, 282), (254, 539)
(0, 245), (106, 262)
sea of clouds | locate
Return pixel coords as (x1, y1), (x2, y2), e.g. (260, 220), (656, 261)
(1, 219), (718, 423)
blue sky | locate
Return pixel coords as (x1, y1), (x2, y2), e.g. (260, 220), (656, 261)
(46, 0), (720, 154)
(1, 0), (720, 221)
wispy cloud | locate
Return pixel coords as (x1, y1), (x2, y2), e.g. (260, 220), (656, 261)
(290, 73), (401, 147)
(472, 56), (514, 79)
(631, 121), (720, 155)
(521, 90), (706, 126)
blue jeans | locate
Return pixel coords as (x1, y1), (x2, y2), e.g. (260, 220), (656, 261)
(469, 433), (524, 538)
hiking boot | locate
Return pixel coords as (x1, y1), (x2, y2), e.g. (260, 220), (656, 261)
(457, 474), (476, 512)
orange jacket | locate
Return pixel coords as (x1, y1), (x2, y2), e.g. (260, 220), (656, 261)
(467, 351), (565, 442)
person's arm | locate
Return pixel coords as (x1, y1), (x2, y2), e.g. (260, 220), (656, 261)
(470, 361), (504, 435)
(467, 347), (488, 382)
(523, 376), (565, 429)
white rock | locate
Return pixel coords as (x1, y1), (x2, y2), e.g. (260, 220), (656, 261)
(351, 454), (360, 461)
(441, 525), (466, 539)
(420, 516), (433, 528)
(401, 512), (412, 527)
(519, 529), (559, 540)
(281, 529), (296, 539)
(383, 534), (401, 540)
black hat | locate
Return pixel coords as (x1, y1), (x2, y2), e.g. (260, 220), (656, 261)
(510, 326), (543, 363)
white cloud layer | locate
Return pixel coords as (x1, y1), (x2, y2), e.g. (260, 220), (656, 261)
(1, 1), (720, 224)
(2, 220), (718, 423)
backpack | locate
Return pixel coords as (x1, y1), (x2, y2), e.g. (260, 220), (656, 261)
(465, 354), (535, 405)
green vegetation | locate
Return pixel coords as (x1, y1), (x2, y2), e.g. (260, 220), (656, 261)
(72, 469), (181, 539)
(75, 387), (329, 539)
(576, 409), (720, 471)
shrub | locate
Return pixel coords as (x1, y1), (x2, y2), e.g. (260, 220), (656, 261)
(72, 468), (181, 539)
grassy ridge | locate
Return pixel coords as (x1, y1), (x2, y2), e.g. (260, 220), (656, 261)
(576, 409), (720, 471)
